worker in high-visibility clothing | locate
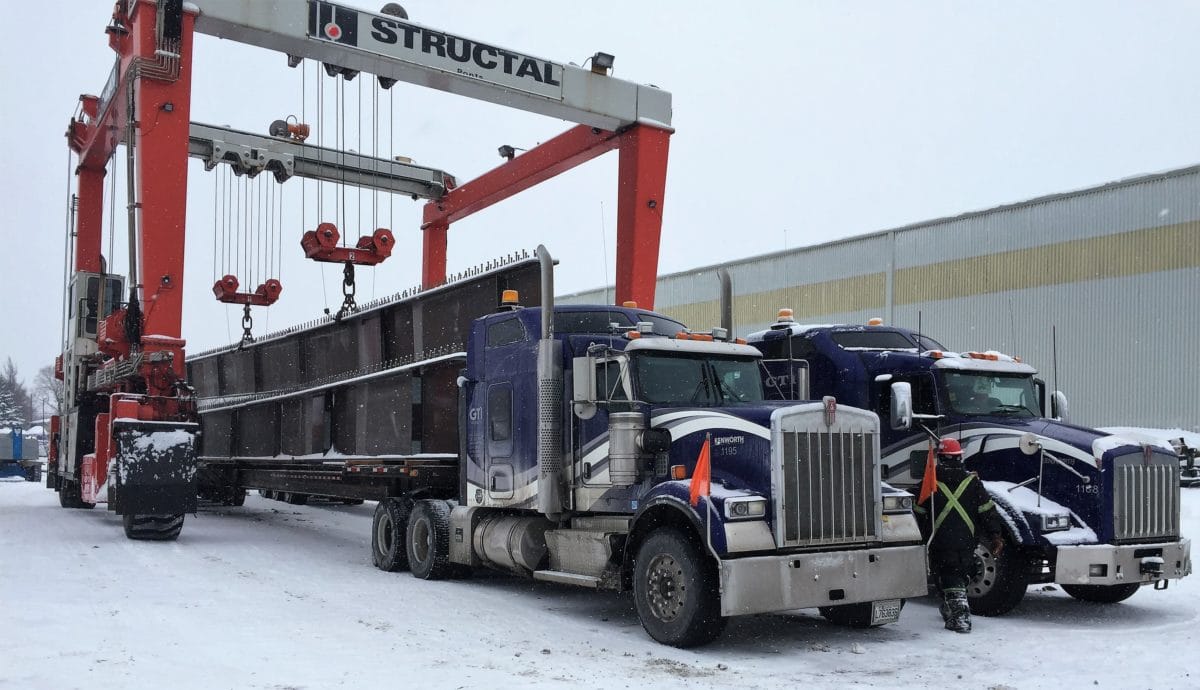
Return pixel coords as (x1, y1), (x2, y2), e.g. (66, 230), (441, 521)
(914, 437), (1005, 633)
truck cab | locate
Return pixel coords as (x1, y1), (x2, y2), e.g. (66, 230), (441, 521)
(449, 300), (928, 646)
(747, 313), (1192, 615)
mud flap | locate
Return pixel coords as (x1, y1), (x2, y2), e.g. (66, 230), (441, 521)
(109, 421), (199, 516)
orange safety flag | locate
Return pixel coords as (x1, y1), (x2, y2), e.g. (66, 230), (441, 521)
(918, 443), (938, 504)
(689, 435), (712, 507)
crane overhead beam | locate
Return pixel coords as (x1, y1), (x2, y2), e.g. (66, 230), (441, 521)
(187, 122), (453, 199)
(190, 0), (673, 132)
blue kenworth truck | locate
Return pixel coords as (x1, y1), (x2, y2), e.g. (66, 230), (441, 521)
(747, 312), (1191, 616)
(192, 249), (927, 648)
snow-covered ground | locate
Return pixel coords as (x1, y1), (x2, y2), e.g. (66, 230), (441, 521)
(2, 480), (1196, 690)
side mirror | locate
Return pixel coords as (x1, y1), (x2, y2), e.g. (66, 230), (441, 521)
(1051, 390), (1070, 423)
(571, 356), (597, 420)
(1018, 432), (1043, 456)
(889, 382), (913, 431)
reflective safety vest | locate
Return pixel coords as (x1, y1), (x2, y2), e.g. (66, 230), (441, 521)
(914, 471), (998, 549)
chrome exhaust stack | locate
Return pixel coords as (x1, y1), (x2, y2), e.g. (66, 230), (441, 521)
(718, 268), (733, 335)
(535, 245), (565, 521)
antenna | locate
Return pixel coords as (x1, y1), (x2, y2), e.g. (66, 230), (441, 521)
(1008, 297), (1017, 353)
(917, 310), (923, 349)
(599, 201), (610, 305)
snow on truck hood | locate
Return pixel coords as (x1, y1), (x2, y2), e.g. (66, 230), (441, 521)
(952, 417), (1176, 466)
(984, 480), (1099, 546)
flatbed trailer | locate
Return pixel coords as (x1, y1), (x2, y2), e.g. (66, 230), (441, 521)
(199, 455), (459, 505)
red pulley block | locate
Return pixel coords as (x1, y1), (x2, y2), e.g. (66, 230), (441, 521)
(300, 223), (394, 265)
(212, 274), (283, 306)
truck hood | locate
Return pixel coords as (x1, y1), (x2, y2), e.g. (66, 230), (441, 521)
(650, 405), (786, 498)
(950, 418), (1177, 466)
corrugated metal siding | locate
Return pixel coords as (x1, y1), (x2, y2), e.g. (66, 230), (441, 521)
(562, 165), (1200, 431)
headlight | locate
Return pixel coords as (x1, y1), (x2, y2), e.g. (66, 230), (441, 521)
(883, 494), (914, 514)
(1041, 513), (1071, 532)
(724, 496), (768, 520)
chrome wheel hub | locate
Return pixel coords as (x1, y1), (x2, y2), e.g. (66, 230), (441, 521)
(646, 553), (686, 622)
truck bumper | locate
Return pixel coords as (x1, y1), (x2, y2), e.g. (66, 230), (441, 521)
(1054, 538), (1192, 586)
(718, 544), (928, 617)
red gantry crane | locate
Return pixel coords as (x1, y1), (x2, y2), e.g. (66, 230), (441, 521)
(51, 0), (673, 539)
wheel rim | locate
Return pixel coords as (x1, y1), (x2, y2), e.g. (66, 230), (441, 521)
(376, 511), (394, 555)
(412, 516), (431, 565)
(969, 542), (998, 597)
(645, 553), (686, 623)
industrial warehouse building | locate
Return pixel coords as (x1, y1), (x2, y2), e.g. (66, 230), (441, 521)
(566, 165), (1200, 432)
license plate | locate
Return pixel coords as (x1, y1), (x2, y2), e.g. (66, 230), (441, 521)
(870, 599), (904, 625)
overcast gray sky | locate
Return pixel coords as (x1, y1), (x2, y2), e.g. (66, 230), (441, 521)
(2, 1), (1198, 405)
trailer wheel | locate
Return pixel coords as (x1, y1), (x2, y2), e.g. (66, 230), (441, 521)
(57, 480), (95, 510)
(406, 499), (452, 580)
(968, 533), (1027, 616)
(633, 528), (726, 647)
(371, 498), (412, 572)
(1062, 583), (1141, 604)
(228, 489), (246, 507)
(122, 513), (185, 541)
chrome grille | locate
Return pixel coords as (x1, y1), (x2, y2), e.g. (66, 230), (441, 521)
(777, 423), (878, 547)
(1113, 454), (1180, 542)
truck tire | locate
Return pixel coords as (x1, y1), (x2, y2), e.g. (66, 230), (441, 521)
(967, 534), (1027, 616)
(406, 499), (452, 580)
(228, 489), (246, 507)
(819, 600), (903, 628)
(1062, 583), (1140, 604)
(371, 497), (412, 572)
(123, 513), (185, 541)
(25, 464), (42, 483)
(58, 480), (95, 510)
(633, 529), (726, 648)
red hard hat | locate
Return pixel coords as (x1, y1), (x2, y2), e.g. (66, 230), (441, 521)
(938, 438), (964, 456)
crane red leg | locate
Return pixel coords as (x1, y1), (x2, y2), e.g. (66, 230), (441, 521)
(614, 124), (671, 311)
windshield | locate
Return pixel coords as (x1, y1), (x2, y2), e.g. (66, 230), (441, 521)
(941, 371), (1039, 417)
(633, 353), (764, 406)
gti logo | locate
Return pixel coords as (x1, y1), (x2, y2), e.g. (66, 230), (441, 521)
(309, 2), (359, 46)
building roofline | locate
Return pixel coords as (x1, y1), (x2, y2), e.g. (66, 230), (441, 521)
(561, 162), (1200, 299)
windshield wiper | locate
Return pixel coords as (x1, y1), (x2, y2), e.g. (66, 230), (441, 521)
(991, 404), (1035, 417)
(714, 374), (748, 403)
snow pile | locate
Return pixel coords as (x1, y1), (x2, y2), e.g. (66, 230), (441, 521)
(1, 482), (1197, 689)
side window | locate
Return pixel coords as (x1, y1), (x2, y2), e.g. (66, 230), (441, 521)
(910, 374), (937, 415)
(486, 317), (526, 348)
(876, 374), (938, 420)
(596, 361), (628, 401)
(761, 335), (816, 360)
(597, 360), (632, 412)
(488, 384), (512, 441)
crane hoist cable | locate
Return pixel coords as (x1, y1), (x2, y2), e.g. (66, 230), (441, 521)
(299, 70), (394, 321)
(211, 158), (282, 346)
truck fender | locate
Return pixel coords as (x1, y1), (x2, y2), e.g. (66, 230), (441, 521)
(622, 494), (710, 590)
(983, 486), (1036, 546)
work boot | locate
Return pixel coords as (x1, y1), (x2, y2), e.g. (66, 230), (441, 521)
(943, 589), (971, 633)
